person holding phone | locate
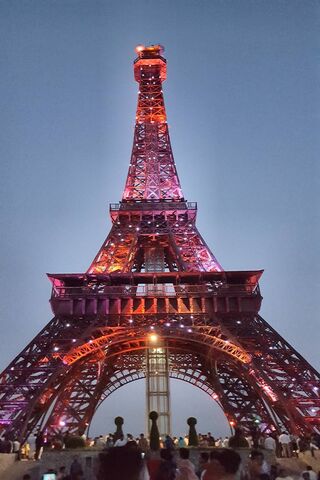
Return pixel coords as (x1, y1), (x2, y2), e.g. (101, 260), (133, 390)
(42, 469), (57, 480)
(70, 456), (83, 480)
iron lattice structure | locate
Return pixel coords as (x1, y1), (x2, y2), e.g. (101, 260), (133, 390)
(0, 45), (319, 442)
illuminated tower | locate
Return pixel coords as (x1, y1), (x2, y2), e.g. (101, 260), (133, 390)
(0, 45), (319, 442)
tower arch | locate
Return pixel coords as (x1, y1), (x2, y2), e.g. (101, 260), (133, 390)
(40, 336), (287, 437)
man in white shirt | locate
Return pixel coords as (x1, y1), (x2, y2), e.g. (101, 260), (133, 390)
(114, 434), (127, 447)
(12, 439), (21, 453)
(278, 432), (291, 458)
(95, 435), (105, 447)
(264, 435), (276, 451)
(264, 434), (276, 465)
(222, 437), (229, 447)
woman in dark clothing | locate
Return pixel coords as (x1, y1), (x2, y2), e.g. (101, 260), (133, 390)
(156, 449), (177, 480)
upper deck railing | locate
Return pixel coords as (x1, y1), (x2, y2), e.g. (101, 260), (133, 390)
(109, 201), (197, 212)
(50, 282), (260, 299)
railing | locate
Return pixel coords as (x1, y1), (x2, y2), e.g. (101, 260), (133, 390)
(51, 283), (260, 299)
(109, 202), (197, 212)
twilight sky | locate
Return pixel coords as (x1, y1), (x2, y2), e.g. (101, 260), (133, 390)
(1, 0), (319, 438)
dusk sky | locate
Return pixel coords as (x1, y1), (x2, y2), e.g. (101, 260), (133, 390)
(1, 0), (319, 438)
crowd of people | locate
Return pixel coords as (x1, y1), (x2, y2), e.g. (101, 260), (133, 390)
(29, 444), (320, 480)
(72, 430), (320, 460)
(2, 428), (319, 461)
(1, 428), (320, 480)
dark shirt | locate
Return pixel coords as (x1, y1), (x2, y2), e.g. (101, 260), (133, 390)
(156, 460), (177, 480)
(70, 460), (83, 479)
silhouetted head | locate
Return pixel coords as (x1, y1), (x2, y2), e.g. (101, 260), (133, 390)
(160, 448), (173, 461)
(179, 448), (190, 459)
(200, 452), (209, 463)
(250, 450), (264, 465)
(97, 446), (143, 480)
(205, 448), (241, 480)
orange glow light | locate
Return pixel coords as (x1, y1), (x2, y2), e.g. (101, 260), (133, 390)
(149, 333), (158, 343)
(135, 45), (145, 53)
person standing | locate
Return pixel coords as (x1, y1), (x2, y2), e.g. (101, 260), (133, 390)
(264, 434), (277, 464)
(164, 435), (175, 450)
(35, 431), (44, 460)
(278, 432), (292, 458)
(1, 435), (13, 453)
(207, 433), (215, 447)
(70, 456), (83, 480)
(96, 435), (105, 447)
(176, 448), (198, 480)
(146, 450), (162, 480)
(178, 437), (186, 448)
(106, 434), (114, 448)
(264, 435), (276, 452)
(196, 452), (209, 479)
(215, 437), (223, 447)
(228, 428), (249, 448)
(114, 433), (127, 447)
(139, 433), (149, 453)
(155, 448), (177, 480)
(12, 438), (20, 454)
(242, 450), (265, 480)
(202, 448), (241, 480)
(222, 437), (229, 448)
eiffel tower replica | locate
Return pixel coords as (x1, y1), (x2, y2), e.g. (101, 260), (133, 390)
(1, 45), (319, 443)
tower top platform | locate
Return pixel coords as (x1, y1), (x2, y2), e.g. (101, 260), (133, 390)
(135, 44), (165, 58)
(134, 44), (167, 82)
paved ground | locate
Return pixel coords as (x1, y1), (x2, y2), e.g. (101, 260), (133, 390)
(1, 459), (40, 480)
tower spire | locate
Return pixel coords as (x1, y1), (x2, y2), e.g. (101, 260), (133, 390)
(87, 44), (222, 274)
(123, 45), (183, 201)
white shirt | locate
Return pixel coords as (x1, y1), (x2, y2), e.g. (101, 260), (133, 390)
(301, 471), (317, 480)
(114, 438), (127, 446)
(96, 437), (105, 446)
(176, 459), (198, 480)
(222, 437), (229, 447)
(13, 440), (21, 452)
(264, 436), (276, 450)
(279, 433), (291, 444)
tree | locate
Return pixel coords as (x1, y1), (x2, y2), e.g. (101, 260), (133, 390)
(187, 417), (198, 446)
(149, 411), (160, 451)
(114, 416), (124, 441)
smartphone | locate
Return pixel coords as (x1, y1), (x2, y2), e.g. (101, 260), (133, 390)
(42, 474), (57, 480)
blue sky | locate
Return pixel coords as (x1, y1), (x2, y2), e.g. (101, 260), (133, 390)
(1, 0), (319, 437)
